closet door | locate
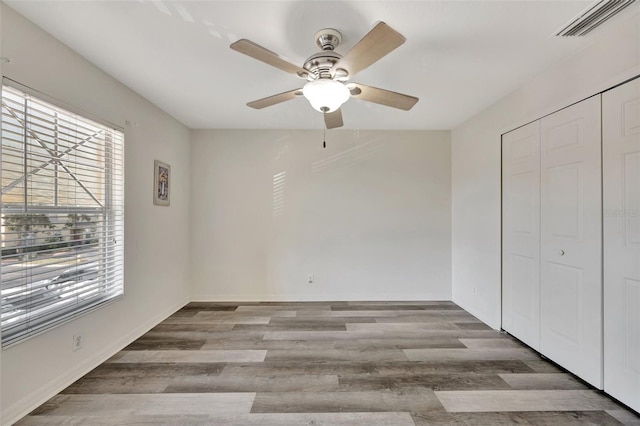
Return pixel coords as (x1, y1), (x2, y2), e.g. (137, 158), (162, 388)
(540, 95), (602, 388)
(603, 78), (640, 412)
(502, 121), (541, 350)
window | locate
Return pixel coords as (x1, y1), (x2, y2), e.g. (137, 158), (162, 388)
(0, 81), (124, 346)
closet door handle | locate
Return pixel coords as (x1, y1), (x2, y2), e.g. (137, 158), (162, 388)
(558, 249), (565, 256)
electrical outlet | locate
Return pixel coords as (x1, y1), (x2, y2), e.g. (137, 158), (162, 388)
(473, 287), (477, 296)
(308, 274), (314, 284)
(73, 333), (83, 351)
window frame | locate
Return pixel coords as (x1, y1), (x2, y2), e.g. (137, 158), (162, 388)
(0, 78), (125, 347)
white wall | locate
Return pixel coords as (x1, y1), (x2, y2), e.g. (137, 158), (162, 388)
(191, 129), (451, 301)
(0, 5), (191, 424)
(451, 14), (640, 329)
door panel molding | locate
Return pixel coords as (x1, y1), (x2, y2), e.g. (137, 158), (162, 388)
(603, 77), (640, 412)
(502, 121), (541, 350)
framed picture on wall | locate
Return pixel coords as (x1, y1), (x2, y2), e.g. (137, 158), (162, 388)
(153, 160), (170, 206)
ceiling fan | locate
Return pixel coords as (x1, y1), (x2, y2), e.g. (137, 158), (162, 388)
(230, 22), (419, 129)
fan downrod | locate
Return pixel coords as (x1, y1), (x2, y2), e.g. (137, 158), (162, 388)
(315, 28), (342, 51)
(303, 29), (347, 80)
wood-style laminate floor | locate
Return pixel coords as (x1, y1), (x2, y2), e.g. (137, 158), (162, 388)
(17, 302), (640, 425)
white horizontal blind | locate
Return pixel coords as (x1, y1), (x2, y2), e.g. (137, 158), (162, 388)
(1, 83), (124, 346)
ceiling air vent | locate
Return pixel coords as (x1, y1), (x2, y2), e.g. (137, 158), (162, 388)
(555, 0), (636, 36)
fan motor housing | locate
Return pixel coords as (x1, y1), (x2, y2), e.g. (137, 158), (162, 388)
(303, 51), (342, 80)
(300, 28), (349, 81)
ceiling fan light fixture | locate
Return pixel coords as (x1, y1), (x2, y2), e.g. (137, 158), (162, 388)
(231, 22), (418, 128)
(302, 79), (350, 113)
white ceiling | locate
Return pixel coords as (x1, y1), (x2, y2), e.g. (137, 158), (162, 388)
(5, 0), (638, 130)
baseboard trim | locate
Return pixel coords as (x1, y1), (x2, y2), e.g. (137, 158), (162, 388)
(2, 297), (189, 426)
(191, 294), (453, 303)
(451, 297), (500, 330)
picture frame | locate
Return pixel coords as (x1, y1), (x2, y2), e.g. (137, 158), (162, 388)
(153, 160), (170, 206)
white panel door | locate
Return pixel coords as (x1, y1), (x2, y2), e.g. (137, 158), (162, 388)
(502, 121), (541, 350)
(540, 95), (602, 388)
(603, 78), (640, 412)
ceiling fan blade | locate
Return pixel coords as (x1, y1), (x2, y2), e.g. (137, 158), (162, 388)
(324, 109), (344, 129)
(231, 39), (309, 77)
(247, 89), (303, 109)
(349, 83), (418, 111)
(332, 22), (405, 79)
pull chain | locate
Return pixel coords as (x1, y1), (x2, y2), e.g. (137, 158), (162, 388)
(323, 126), (326, 149)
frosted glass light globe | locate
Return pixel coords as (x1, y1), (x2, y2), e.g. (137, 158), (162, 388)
(302, 79), (350, 113)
